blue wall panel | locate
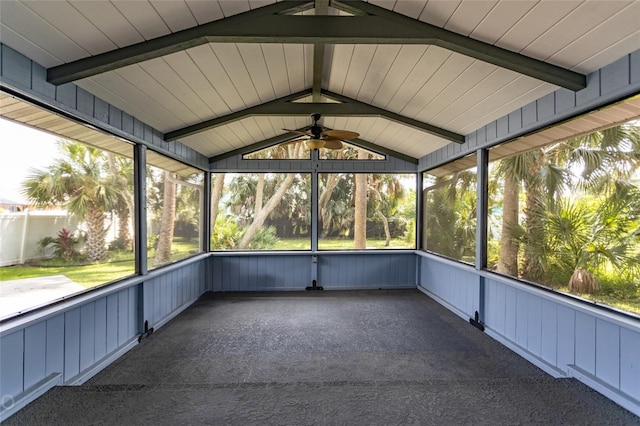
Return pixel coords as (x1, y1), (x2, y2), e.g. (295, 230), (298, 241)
(24, 322), (46, 390)
(0, 331), (24, 400)
(45, 315), (65, 377)
(319, 253), (415, 289)
(94, 298), (107, 362)
(79, 304), (96, 373)
(595, 319), (620, 389)
(418, 251), (640, 415)
(417, 255), (478, 318)
(1, 258), (208, 419)
(210, 253), (415, 291)
(620, 328), (640, 401)
(63, 308), (81, 381)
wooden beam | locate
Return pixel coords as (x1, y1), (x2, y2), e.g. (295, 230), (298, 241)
(47, 0), (585, 91)
(165, 89), (464, 144)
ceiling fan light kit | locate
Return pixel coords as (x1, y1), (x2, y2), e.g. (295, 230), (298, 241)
(306, 139), (326, 149)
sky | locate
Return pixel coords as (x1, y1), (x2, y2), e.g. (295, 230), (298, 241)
(0, 118), (59, 204)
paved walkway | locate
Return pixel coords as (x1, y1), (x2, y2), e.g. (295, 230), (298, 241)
(0, 275), (85, 319)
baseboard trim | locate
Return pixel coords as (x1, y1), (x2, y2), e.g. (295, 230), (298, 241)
(68, 338), (139, 386)
(567, 365), (640, 417)
(416, 285), (470, 322)
(0, 373), (62, 422)
(484, 328), (566, 378)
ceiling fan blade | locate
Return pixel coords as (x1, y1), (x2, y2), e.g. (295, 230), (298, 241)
(322, 130), (359, 140)
(282, 128), (309, 136)
(323, 140), (343, 149)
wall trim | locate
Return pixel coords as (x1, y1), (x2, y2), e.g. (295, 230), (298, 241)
(417, 284), (469, 322)
(0, 373), (62, 422)
(484, 328), (566, 378)
(68, 338), (139, 386)
(568, 365), (640, 417)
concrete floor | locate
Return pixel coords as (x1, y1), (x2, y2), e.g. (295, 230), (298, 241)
(6, 290), (640, 425)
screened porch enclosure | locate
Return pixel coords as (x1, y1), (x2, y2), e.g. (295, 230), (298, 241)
(1, 0), (640, 422)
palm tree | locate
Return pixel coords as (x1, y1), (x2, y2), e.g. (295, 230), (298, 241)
(495, 123), (640, 291)
(153, 171), (177, 267)
(353, 149), (369, 248)
(22, 140), (122, 261)
(106, 153), (134, 250)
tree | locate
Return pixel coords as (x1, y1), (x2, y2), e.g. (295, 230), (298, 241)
(106, 153), (134, 250)
(23, 140), (122, 261)
(353, 149), (369, 248)
(152, 171), (177, 267)
(495, 123), (640, 291)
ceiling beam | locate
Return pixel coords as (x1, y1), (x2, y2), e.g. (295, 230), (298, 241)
(313, 0), (330, 102)
(47, 1), (312, 85)
(321, 90), (465, 143)
(348, 138), (418, 164)
(165, 90), (464, 144)
(165, 90), (312, 141)
(208, 133), (418, 165)
(47, 1), (586, 91)
(209, 132), (302, 164)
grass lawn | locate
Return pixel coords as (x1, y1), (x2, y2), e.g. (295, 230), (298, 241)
(0, 238), (200, 289)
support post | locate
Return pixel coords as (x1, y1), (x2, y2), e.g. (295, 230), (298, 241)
(309, 150), (321, 290)
(133, 144), (147, 335)
(471, 148), (488, 330)
(202, 171), (212, 253)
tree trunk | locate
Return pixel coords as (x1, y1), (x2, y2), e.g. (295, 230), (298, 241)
(568, 267), (599, 294)
(85, 202), (108, 261)
(319, 173), (340, 236)
(376, 209), (391, 247)
(354, 150), (368, 249)
(117, 208), (132, 250)
(238, 173), (296, 249)
(153, 171), (177, 267)
(522, 156), (545, 282)
(254, 173), (265, 216)
(210, 173), (225, 227)
(497, 176), (519, 276)
(106, 152), (132, 250)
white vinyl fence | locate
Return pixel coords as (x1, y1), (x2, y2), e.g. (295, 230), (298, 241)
(0, 210), (78, 266)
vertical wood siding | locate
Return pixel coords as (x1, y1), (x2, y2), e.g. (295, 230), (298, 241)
(319, 253), (415, 289)
(419, 254), (640, 414)
(143, 259), (207, 326)
(485, 276), (640, 412)
(0, 258), (207, 417)
(209, 253), (416, 291)
(417, 255), (479, 318)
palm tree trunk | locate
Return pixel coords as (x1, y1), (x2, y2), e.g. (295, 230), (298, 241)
(522, 175), (545, 282)
(210, 173), (225, 227)
(86, 203), (108, 261)
(497, 177), (519, 276)
(354, 150), (369, 249)
(153, 171), (177, 267)
(319, 173), (340, 236)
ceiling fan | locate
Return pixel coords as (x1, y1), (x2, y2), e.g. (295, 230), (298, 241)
(282, 113), (359, 150)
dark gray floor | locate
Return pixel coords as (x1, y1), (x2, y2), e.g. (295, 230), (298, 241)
(6, 290), (640, 425)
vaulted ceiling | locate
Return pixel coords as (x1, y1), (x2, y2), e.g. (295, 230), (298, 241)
(1, 0), (639, 160)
